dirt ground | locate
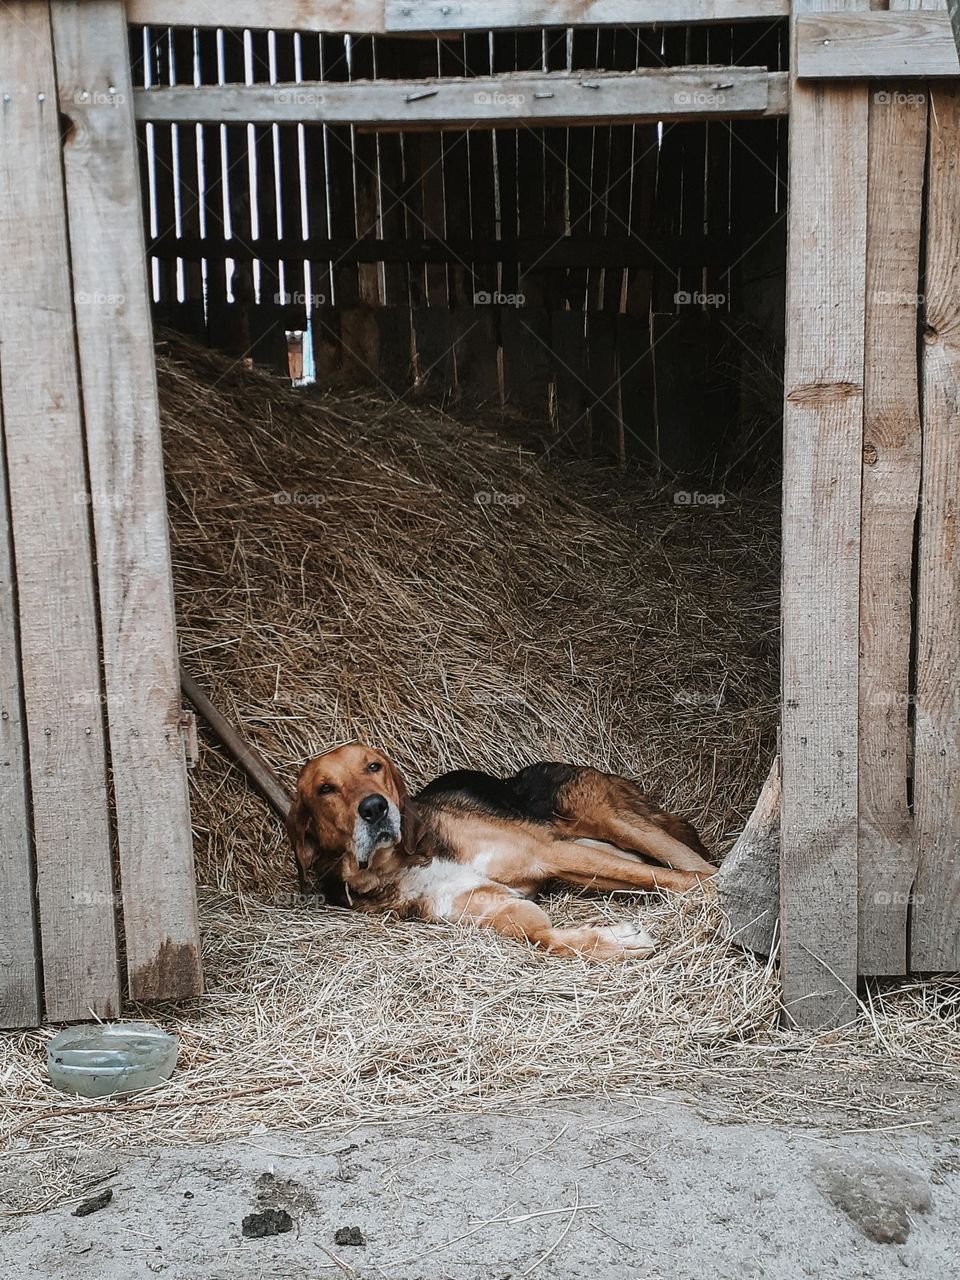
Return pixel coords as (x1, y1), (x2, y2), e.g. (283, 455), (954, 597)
(3, 1090), (958, 1279)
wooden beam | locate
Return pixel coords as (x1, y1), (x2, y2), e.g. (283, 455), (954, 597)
(912, 86), (960, 972)
(780, 0), (869, 1030)
(51, 0), (202, 1003)
(0, 0), (120, 1021)
(857, 15), (926, 978)
(181, 669), (291, 823)
(124, 0), (789, 33)
(0, 392), (41, 1029)
(382, 0), (791, 30)
(797, 11), (960, 79)
(126, 0), (386, 30)
(135, 69), (789, 129)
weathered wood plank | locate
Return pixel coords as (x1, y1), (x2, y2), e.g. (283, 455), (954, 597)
(0, 0), (120, 1021)
(462, 30), (497, 313)
(322, 34), (362, 311)
(273, 35), (307, 336)
(780, 0), (869, 1029)
(717, 757), (781, 957)
(171, 28), (205, 337)
(135, 68), (789, 128)
(450, 308), (498, 403)
(0, 392), (41, 1029)
(857, 49), (926, 976)
(345, 36), (381, 311)
(51, 0), (202, 1001)
(125, 0), (789, 33)
(797, 11), (960, 79)
(196, 28), (229, 347)
(912, 86), (960, 971)
(127, 0), (386, 31)
(145, 29), (178, 309)
(248, 30), (286, 369)
(384, 0), (790, 27)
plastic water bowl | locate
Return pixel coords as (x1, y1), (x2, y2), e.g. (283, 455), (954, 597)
(47, 1022), (179, 1098)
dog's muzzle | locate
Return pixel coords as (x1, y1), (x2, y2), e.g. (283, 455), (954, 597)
(354, 793), (401, 867)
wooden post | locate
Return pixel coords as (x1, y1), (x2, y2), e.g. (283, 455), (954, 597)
(0, 396), (41, 1028)
(780, 0), (869, 1028)
(857, 8), (927, 976)
(0, 0), (120, 1021)
(51, 0), (202, 1001)
(912, 84), (960, 970)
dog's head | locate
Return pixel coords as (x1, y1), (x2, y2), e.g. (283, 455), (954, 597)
(286, 743), (429, 893)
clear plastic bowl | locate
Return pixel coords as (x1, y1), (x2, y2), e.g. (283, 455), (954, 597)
(47, 1022), (178, 1098)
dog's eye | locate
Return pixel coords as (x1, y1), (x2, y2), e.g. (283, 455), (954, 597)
(365, 761), (382, 774)
(316, 783), (337, 796)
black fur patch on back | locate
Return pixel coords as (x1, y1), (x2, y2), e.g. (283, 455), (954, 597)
(415, 769), (531, 822)
(505, 762), (585, 822)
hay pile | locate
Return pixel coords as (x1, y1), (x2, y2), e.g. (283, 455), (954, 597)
(159, 334), (780, 894)
(3, 337), (960, 1217)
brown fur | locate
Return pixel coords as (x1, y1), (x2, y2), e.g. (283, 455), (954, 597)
(286, 745), (715, 960)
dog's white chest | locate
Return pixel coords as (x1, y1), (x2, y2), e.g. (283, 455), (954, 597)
(399, 861), (494, 920)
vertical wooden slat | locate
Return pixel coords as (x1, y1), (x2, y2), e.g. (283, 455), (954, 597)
(857, 61), (926, 975)
(350, 35), (382, 310)
(197, 28), (229, 348)
(275, 33), (306, 330)
(704, 23), (733, 308)
(0, 0), (120, 1021)
(300, 34), (336, 373)
(146, 26), (178, 317)
(728, 21), (787, 477)
(585, 28), (624, 458)
(463, 31), (499, 395)
(650, 27), (689, 473)
(344, 34), (383, 380)
(323, 33), (361, 311)
(219, 28), (254, 356)
(913, 84), (960, 970)
(586, 311), (620, 457)
(51, 0), (201, 1002)
(619, 27), (660, 465)
(370, 40), (414, 388)
(248, 30), (284, 368)
(273, 38), (304, 374)
(171, 27), (205, 338)
(780, 0), (869, 1028)
(0, 393), (40, 1028)
(542, 26), (569, 435)
(565, 27), (596, 324)
(438, 36), (471, 311)
(372, 38), (408, 307)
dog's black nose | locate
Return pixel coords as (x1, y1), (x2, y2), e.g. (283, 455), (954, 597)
(358, 793), (389, 823)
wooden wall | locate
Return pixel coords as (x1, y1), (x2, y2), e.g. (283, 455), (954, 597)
(0, 0), (200, 1028)
(782, 0), (960, 1027)
(130, 19), (788, 473)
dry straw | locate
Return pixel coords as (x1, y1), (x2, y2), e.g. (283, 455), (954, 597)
(2, 338), (957, 1216)
(161, 334), (782, 890)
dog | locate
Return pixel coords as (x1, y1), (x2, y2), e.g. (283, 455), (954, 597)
(286, 743), (716, 961)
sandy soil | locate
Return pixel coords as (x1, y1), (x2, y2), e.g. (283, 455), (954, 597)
(2, 1091), (958, 1279)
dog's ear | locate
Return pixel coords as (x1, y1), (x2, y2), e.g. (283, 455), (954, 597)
(386, 758), (432, 865)
(285, 792), (320, 890)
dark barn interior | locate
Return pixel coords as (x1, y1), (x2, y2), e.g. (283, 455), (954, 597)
(133, 19), (787, 479)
